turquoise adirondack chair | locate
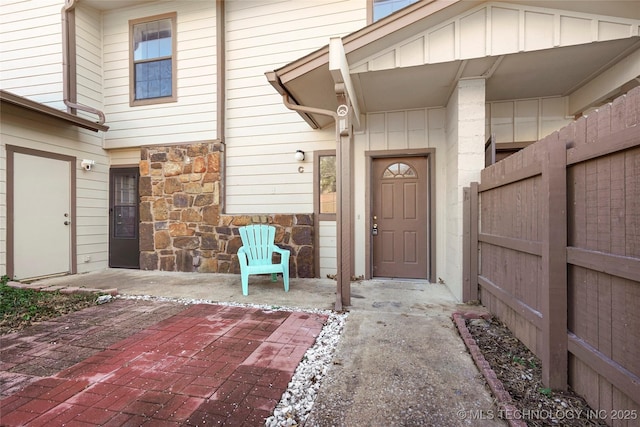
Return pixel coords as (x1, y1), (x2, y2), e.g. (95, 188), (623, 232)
(237, 225), (290, 296)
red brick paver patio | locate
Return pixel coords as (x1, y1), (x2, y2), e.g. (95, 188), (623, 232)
(0, 302), (327, 426)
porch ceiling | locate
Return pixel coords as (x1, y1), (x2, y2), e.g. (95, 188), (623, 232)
(278, 37), (640, 129)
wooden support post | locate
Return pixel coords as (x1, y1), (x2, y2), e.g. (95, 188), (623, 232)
(541, 134), (568, 390)
(334, 91), (352, 310)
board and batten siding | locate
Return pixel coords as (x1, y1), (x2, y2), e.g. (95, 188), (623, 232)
(101, 2), (218, 149)
(487, 96), (572, 143)
(353, 108), (447, 279)
(350, 2), (640, 73)
(0, 0), (66, 109)
(0, 103), (109, 276)
(224, 0), (366, 214)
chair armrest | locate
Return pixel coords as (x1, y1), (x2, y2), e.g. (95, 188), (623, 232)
(237, 246), (248, 267)
(272, 245), (289, 255)
(272, 245), (290, 263)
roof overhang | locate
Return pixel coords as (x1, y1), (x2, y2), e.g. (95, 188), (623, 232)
(267, 0), (640, 129)
(0, 90), (109, 132)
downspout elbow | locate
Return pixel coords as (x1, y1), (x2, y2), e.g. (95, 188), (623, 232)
(62, 0), (106, 125)
(281, 93), (338, 122)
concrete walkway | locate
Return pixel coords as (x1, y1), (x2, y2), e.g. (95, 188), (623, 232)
(2, 269), (505, 426)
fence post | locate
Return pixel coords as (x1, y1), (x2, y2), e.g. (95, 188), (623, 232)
(463, 187), (471, 301)
(470, 182), (479, 302)
(541, 135), (568, 390)
(463, 183), (479, 303)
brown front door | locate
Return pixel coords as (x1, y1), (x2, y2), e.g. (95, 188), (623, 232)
(372, 156), (428, 279)
(109, 167), (140, 268)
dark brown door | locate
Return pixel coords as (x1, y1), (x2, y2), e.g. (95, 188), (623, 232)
(372, 157), (428, 278)
(109, 167), (140, 268)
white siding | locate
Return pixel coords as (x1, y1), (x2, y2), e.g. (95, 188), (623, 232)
(225, 0), (365, 214)
(109, 148), (141, 166)
(0, 0), (65, 109)
(75, 5), (104, 122)
(102, 2), (217, 148)
(0, 104), (109, 275)
(486, 96), (572, 143)
(319, 220), (337, 278)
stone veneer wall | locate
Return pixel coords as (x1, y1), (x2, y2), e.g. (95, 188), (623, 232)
(139, 143), (314, 278)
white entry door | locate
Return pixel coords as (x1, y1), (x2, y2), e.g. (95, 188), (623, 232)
(13, 152), (72, 280)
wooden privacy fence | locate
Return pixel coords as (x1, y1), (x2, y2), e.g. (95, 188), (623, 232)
(463, 88), (640, 420)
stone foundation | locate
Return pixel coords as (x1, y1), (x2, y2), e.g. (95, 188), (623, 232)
(139, 143), (314, 278)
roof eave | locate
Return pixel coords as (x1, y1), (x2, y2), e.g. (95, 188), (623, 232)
(273, 0), (463, 85)
(265, 71), (322, 129)
(0, 90), (109, 132)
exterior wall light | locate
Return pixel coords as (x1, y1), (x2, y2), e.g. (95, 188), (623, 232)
(294, 150), (305, 162)
(81, 159), (95, 171)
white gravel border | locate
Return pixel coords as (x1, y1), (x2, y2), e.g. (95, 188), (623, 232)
(114, 294), (347, 426)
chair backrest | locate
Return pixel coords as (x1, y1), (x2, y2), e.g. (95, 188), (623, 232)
(239, 225), (276, 266)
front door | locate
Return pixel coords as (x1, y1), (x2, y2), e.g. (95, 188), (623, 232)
(12, 150), (72, 280)
(109, 167), (140, 268)
(372, 156), (428, 279)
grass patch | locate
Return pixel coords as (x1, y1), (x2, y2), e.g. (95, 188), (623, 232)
(0, 276), (100, 335)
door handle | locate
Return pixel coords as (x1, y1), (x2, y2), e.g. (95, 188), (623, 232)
(64, 220), (71, 225)
(372, 223), (378, 236)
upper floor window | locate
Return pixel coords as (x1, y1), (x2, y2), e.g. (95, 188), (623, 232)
(372, 0), (420, 22)
(129, 13), (177, 106)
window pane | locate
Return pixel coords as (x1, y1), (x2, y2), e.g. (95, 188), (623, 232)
(383, 162), (417, 178)
(320, 155), (337, 214)
(114, 206), (136, 238)
(133, 18), (172, 61)
(373, 0), (419, 21)
(114, 174), (136, 204)
(135, 59), (172, 100)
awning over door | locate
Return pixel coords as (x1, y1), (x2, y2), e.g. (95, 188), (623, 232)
(267, 0), (640, 126)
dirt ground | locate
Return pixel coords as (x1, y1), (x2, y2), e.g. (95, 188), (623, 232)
(466, 317), (608, 427)
(0, 292), (97, 335)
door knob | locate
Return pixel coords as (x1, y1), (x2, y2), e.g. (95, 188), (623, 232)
(64, 220), (71, 225)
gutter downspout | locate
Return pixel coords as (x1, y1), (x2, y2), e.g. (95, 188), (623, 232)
(280, 93), (348, 312)
(281, 93), (339, 125)
(267, 73), (352, 311)
(62, 0), (106, 125)
(217, 0), (226, 213)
